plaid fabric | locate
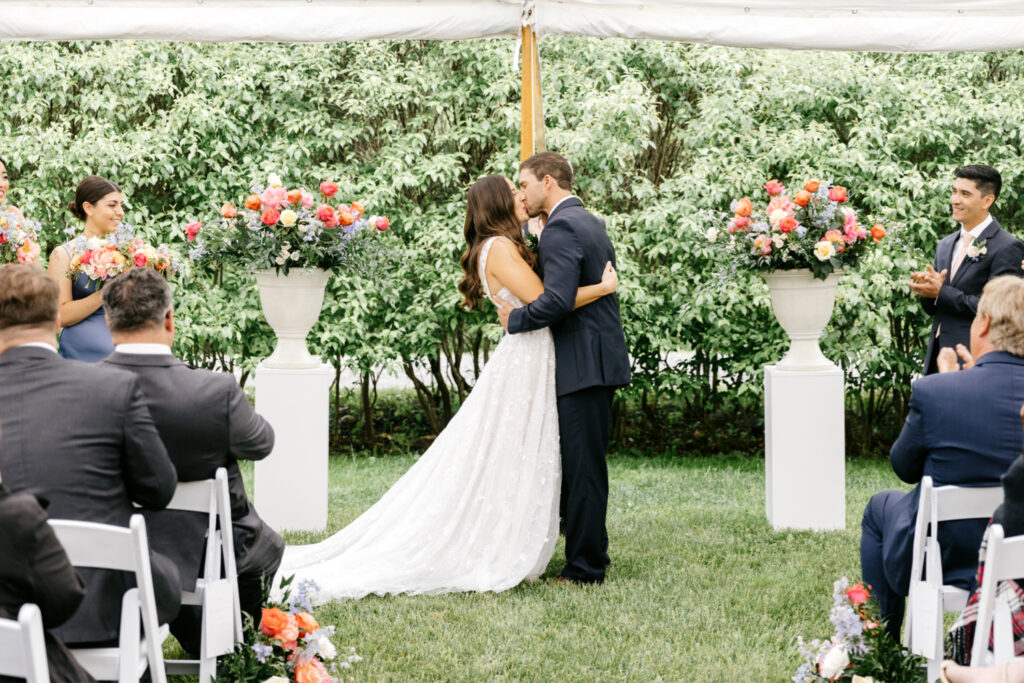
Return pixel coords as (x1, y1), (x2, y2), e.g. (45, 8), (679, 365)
(947, 525), (1024, 664)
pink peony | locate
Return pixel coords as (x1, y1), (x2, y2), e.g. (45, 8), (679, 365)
(829, 186), (847, 203)
(319, 181), (339, 197)
(316, 205), (335, 223)
(764, 179), (785, 196)
(261, 208), (280, 226)
(260, 187), (289, 211)
(300, 189), (314, 208)
(375, 216), (390, 231)
(185, 220), (202, 243)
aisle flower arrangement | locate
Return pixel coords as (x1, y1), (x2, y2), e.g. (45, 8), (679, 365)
(185, 174), (390, 275)
(66, 224), (181, 283)
(0, 206), (42, 265)
(794, 577), (923, 682)
(216, 576), (361, 682)
(715, 178), (886, 279)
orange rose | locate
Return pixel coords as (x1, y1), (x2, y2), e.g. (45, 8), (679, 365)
(220, 203), (237, 219)
(779, 216), (798, 233)
(733, 197), (753, 218)
(294, 659), (328, 683)
(287, 189), (304, 206)
(870, 223), (886, 242)
(295, 611), (319, 634)
(244, 194), (262, 211)
(259, 607), (289, 638)
(338, 210), (354, 226)
(845, 582), (871, 607)
(350, 201), (365, 218)
(793, 190), (812, 207)
(804, 179), (820, 193)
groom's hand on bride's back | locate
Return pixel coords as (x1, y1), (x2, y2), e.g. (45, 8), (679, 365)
(495, 296), (514, 332)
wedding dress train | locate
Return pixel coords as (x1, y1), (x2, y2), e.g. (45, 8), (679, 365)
(275, 237), (560, 604)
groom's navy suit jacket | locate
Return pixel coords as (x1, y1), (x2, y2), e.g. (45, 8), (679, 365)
(507, 197), (630, 396)
(877, 351), (1024, 596)
(920, 218), (1024, 374)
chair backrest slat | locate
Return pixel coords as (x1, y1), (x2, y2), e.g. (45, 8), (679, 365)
(0, 604), (49, 682)
(48, 519), (134, 571)
(933, 485), (1004, 522)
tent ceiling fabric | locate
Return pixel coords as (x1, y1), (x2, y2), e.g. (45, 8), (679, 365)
(1, 0), (1023, 50)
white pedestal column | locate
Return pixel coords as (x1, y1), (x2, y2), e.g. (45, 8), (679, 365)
(764, 364), (845, 531)
(254, 362), (334, 532)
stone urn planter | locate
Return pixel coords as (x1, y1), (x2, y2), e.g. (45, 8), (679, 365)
(255, 267), (331, 369)
(762, 268), (841, 372)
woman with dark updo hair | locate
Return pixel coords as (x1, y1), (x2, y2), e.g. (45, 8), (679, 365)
(45, 175), (124, 362)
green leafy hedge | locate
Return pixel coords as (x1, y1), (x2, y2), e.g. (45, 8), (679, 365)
(4, 41), (1023, 454)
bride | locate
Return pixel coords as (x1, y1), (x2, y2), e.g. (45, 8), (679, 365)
(275, 175), (618, 603)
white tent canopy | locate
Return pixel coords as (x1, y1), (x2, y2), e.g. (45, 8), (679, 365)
(1, 0), (1023, 51)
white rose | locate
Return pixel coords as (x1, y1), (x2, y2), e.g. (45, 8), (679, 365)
(263, 677), (289, 683)
(267, 174), (283, 188)
(318, 636), (337, 660)
(705, 227), (719, 242)
(772, 233), (786, 248)
(819, 644), (849, 679)
(814, 240), (835, 261)
(769, 208), (788, 226)
(851, 676), (875, 683)
(279, 209), (298, 227)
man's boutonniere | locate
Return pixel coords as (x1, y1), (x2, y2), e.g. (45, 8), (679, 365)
(967, 239), (988, 262)
(524, 230), (539, 255)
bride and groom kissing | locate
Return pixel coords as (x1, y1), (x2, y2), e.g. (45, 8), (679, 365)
(277, 152), (631, 602)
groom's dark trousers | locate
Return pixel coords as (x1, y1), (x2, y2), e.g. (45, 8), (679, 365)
(508, 197), (630, 584)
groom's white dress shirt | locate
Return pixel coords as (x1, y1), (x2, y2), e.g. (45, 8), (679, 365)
(17, 342), (56, 352)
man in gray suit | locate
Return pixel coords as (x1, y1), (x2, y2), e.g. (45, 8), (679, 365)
(0, 263), (180, 646)
(100, 268), (282, 656)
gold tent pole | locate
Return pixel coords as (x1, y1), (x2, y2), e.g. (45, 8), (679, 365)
(532, 32), (546, 154)
(520, 25), (536, 162)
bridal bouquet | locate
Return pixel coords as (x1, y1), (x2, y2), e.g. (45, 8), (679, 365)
(216, 576), (361, 682)
(66, 224), (182, 283)
(794, 577), (923, 682)
(185, 174), (391, 275)
(715, 178), (886, 279)
(0, 206), (42, 265)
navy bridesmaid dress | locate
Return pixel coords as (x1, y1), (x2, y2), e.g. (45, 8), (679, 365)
(57, 246), (113, 362)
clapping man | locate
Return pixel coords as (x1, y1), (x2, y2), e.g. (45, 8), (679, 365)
(910, 164), (1024, 374)
(100, 268), (283, 656)
(861, 275), (1024, 640)
(0, 263), (180, 647)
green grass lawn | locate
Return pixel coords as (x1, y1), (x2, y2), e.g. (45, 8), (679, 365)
(222, 453), (913, 681)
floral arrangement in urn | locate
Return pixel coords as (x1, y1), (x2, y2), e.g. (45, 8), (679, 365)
(0, 206), (42, 265)
(794, 577), (923, 682)
(66, 224), (181, 283)
(186, 174), (390, 275)
(217, 576), (361, 682)
(714, 178), (886, 280)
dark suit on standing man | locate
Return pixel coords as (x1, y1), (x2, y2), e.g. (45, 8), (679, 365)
(103, 349), (282, 655)
(0, 485), (95, 682)
(920, 217), (1024, 374)
(860, 351), (1024, 639)
(508, 197), (631, 584)
(0, 345), (181, 645)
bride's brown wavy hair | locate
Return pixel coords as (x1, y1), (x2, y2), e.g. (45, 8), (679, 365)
(458, 175), (536, 309)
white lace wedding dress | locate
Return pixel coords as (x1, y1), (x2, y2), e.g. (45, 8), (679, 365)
(275, 237), (561, 604)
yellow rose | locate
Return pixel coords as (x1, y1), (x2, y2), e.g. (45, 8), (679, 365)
(813, 240), (835, 261)
(279, 209), (298, 227)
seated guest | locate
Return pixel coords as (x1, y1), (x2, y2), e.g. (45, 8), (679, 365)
(861, 275), (1024, 640)
(100, 268), (283, 656)
(944, 443), (1024, 671)
(0, 263), (181, 647)
(0, 467), (95, 683)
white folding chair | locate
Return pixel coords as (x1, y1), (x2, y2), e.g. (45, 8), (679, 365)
(163, 468), (243, 683)
(904, 476), (1004, 681)
(0, 603), (50, 682)
(49, 514), (169, 683)
(970, 524), (1024, 666)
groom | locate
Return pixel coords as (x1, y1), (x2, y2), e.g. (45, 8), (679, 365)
(498, 152), (631, 585)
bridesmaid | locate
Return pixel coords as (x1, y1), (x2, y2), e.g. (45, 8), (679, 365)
(46, 175), (124, 362)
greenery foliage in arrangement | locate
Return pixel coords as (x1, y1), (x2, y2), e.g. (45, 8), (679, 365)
(3, 42), (1024, 454)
